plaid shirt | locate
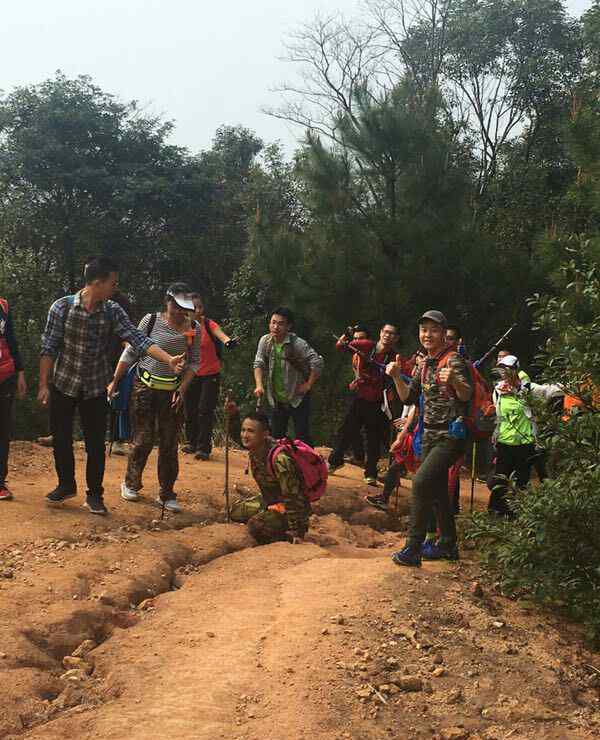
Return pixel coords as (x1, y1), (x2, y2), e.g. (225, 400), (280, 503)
(41, 292), (153, 399)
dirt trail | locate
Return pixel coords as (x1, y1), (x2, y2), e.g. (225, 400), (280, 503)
(1, 444), (599, 740)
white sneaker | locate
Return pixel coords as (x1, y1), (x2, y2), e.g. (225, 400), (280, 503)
(121, 481), (139, 502)
(156, 497), (182, 513)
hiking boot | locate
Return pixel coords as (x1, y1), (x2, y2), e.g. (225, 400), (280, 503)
(366, 494), (388, 512)
(46, 486), (77, 505)
(181, 444), (196, 454)
(120, 481), (139, 502)
(195, 451), (210, 461)
(84, 494), (108, 516)
(37, 435), (53, 447)
(157, 497), (181, 513)
(391, 545), (422, 568)
(420, 539), (438, 559)
(421, 541), (460, 562)
(0, 484), (13, 501)
(364, 476), (378, 487)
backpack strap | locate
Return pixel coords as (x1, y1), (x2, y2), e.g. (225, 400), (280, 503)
(267, 438), (295, 477)
(420, 346), (458, 386)
(146, 312), (158, 338)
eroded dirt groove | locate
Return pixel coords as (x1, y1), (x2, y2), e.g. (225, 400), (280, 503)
(0, 443), (598, 740)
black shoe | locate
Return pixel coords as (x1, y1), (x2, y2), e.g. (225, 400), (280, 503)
(84, 494), (108, 516)
(195, 451), (210, 461)
(46, 486), (77, 505)
(181, 444), (196, 454)
(366, 494), (388, 512)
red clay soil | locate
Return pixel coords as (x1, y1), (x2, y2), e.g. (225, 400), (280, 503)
(0, 443), (598, 740)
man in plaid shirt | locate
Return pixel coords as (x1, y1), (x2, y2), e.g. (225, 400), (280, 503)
(39, 256), (186, 515)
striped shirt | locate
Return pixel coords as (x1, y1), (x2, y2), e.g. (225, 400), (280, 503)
(41, 292), (154, 399)
(120, 313), (200, 377)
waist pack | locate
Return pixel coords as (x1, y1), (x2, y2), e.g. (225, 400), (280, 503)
(138, 366), (181, 391)
(267, 438), (328, 502)
(0, 298), (16, 384)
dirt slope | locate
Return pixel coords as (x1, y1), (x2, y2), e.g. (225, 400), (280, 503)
(0, 443), (599, 740)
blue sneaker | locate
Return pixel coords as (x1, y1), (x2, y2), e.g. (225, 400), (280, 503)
(391, 545), (422, 567)
(421, 541), (460, 562)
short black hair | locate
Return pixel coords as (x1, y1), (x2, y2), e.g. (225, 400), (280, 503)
(271, 307), (294, 326)
(353, 323), (369, 337)
(381, 322), (398, 333)
(446, 324), (461, 338)
(243, 412), (271, 431)
(84, 257), (119, 284)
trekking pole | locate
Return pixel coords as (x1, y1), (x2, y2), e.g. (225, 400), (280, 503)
(474, 324), (517, 369)
(224, 391), (232, 522)
(470, 440), (477, 513)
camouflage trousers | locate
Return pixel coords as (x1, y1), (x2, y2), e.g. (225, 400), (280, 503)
(125, 379), (182, 499)
(247, 508), (309, 545)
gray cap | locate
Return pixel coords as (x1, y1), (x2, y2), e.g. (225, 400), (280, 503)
(419, 310), (447, 327)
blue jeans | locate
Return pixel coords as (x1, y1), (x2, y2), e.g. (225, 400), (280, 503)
(270, 394), (312, 444)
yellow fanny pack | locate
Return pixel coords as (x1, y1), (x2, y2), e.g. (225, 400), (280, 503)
(138, 367), (181, 392)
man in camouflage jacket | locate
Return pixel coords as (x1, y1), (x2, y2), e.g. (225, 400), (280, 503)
(241, 413), (311, 544)
(385, 310), (473, 566)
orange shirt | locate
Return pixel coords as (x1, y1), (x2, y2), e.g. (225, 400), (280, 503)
(196, 319), (222, 377)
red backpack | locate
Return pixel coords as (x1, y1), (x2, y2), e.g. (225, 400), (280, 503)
(267, 438), (328, 502)
(423, 347), (495, 440)
(0, 298), (16, 384)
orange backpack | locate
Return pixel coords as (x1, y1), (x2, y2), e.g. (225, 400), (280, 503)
(423, 347), (496, 440)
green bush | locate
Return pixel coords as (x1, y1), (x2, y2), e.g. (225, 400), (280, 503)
(467, 237), (600, 644)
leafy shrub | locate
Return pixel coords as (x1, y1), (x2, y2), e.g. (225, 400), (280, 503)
(467, 237), (600, 643)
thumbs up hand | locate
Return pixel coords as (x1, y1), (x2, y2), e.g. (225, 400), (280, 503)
(385, 354), (403, 379)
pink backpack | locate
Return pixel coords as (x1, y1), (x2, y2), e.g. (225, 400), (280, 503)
(267, 438), (328, 502)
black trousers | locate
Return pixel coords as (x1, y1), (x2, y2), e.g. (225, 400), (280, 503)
(50, 386), (108, 496)
(184, 374), (220, 454)
(270, 394), (312, 444)
(488, 442), (535, 515)
(0, 375), (16, 485)
(329, 397), (385, 478)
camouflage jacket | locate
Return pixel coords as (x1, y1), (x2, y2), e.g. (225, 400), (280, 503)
(406, 349), (472, 444)
(249, 440), (311, 537)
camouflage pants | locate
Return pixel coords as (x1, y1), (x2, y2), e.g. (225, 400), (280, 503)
(247, 509), (309, 545)
(125, 379), (182, 498)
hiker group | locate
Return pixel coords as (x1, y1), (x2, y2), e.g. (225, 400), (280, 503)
(0, 256), (569, 562)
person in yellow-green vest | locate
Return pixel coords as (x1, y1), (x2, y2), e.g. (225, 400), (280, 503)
(488, 354), (536, 517)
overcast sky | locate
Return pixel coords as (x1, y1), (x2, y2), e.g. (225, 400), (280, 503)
(0, 0), (593, 155)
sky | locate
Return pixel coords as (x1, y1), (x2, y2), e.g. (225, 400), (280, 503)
(0, 0), (594, 156)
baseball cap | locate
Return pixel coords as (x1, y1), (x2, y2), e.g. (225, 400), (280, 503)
(497, 354), (520, 369)
(419, 310), (447, 327)
(166, 282), (195, 311)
